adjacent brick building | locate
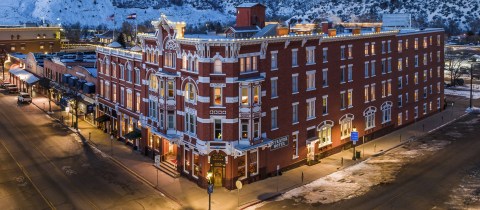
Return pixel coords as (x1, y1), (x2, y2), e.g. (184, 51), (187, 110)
(95, 4), (444, 190)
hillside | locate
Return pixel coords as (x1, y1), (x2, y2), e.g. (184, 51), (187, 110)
(0, 0), (478, 34)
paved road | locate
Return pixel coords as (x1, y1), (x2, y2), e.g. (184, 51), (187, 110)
(0, 91), (179, 210)
(257, 112), (480, 210)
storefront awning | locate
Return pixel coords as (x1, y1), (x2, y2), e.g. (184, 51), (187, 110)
(95, 115), (110, 122)
(9, 68), (39, 84)
(124, 129), (142, 139)
(233, 138), (273, 156)
(151, 129), (181, 144)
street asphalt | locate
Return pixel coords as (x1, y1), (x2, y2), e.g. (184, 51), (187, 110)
(0, 90), (179, 209)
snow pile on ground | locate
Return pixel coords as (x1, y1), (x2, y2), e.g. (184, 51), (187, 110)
(446, 164), (480, 209)
(445, 86), (480, 100)
(275, 140), (451, 205)
(466, 107), (480, 113)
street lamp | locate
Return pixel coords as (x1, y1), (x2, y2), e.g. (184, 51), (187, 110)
(206, 170), (213, 210)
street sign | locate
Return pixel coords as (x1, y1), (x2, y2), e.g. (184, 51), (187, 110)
(154, 155), (160, 167)
(351, 131), (359, 141)
(207, 184), (214, 194)
(235, 180), (243, 190)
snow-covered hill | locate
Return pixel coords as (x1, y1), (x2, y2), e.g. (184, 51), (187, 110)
(0, 0), (478, 33)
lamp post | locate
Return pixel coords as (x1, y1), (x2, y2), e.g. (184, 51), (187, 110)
(206, 170), (213, 210)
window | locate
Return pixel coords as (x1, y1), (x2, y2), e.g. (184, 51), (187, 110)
(292, 49), (298, 66)
(159, 80), (165, 98)
(322, 95), (328, 115)
(437, 82), (441, 93)
(306, 47), (315, 64)
(271, 51), (278, 70)
(100, 80), (104, 97)
(167, 111), (175, 130)
(341, 65), (346, 83)
(214, 59), (222, 73)
(423, 87), (427, 98)
(238, 155), (246, 178)
(148, 98), (157, 120)
(253, 86), (260, 105)
(348, 45), (353, 58)
(430, 84), (433, 94)
(437, 66), (441, 78)
(149, 74), (158, 91)
(437, 35), (441, 46)
(193, 152), (200, 177)
(415, 55), (419, 67)
(307, 71), (315, 90)
(423, 53), (427, 66)
(253, 119), (260, 139)
(126, 90), (133, 110)
(414, 106), (419, 118)
(185, 113), (196, 135)
(322, 69), (328, 87)
(249, 150), (258, 175)
(341, 46), (346, 60)
(241, 87), (249, 106)
(398, 94), (402, 107)
(127, 63), (132, 82)
(430, 52), (432, 62)
(398, 58), (403, 71)
(398, 76), (403, 89)
(381, 102), (392, 123)
(292, 74), (299, 93)
(167, 81), (175, 99)
(241, 119), (249, 139)
(382, 59), (386, 74)
(414, 72), (419, 84)
(381, 41), (386, 53)
(437, 51), (441, 62)
(323, 47), (328, 62)
(381, 81), (386, 98)
(112, 84), (117, 102)
(406, 92), (409, 103)
(271, 107), (278, 129)
(120, 65), (125, 80)
(184, 83), (196, 103)
(105, 83), (110, 100)
(364, 85), (369, 103)
(347, 89), (353, 108)
(364, 43), (369, 56)
(424, 70), (428, 82)
(307, 98), (316, 120)
(135, 68), (140, 84)
(318, 123), (333, 147)
(371, 42), (376, 55)
(364, 62), (369, 78)
(340, 91), (346, 109)
(213, 87), (222, 106)
(364, 107), (376, 129)
(414, 38), (419, 50)
(240, 56), (258, 73)
(371, 60), (376, 76)
(437, 98), (441, 110)
(398, 40), (403, 53)
(348, 65), (353, 82)
(398, 112), (403, 126)
(423, 37), (428, 48)
(423, 103), (427, 115)
(406, 75), (409, 85)
(387, 79), (392, 96)
(430, 36), (433, 45)
(340, 115), (353, 139)
(292, 102), (299, 124)
(405, 39), (409, 50)
(292, 132), (299, 158)
(136, 93), (140, 113)
(271, 78), (278, 98)
(405, 57), (409, 68)
(371, 83), (376, 101)
(415, 89), (419, 102)
(387, 57), (392, 73)
(387, 40), (391, 52)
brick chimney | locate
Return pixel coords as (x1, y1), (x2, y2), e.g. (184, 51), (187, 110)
(236, 3), (266, 28)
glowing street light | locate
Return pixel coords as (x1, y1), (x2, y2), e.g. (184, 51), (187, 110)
(206, 170), (213, 210)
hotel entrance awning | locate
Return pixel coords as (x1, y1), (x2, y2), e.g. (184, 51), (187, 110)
(124, 129), (142, 139)
(95, 115), (110, 122)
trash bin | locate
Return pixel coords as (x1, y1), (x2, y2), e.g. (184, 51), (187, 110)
(355, 151), (361, 159)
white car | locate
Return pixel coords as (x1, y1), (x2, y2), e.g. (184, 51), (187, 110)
(17, 92), (32, 103)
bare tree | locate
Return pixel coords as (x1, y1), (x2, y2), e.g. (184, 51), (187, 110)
(445, 48), (474, 86)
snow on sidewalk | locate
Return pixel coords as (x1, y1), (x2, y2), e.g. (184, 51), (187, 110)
(248, 140), (451, 209)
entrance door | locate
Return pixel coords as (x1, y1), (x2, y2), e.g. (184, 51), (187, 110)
(307, 142), (315, 161)
(213, 167), (223, 187)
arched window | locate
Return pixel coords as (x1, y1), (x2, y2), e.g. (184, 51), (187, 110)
(194, 57), (199, 72)
(149, 73), (158, 91)
(182, 54), (187, 69)
(339, 113), (354, 139)
(317, 120), (334, 147)
(184, 83), (196, 102)
(214, 59), (222, 74)
(363, 106), (377, 130)
(381, 101), (392, 123)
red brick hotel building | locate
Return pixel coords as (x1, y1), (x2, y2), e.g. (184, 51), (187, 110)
(96, 3), (444, 189)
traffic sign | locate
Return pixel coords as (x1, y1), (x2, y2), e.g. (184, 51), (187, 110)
(351, 131), (359, 141)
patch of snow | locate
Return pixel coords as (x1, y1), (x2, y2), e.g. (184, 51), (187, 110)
(444, 89), (480, 100)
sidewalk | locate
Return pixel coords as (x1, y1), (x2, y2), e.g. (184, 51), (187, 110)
(31, 95), (469, 210)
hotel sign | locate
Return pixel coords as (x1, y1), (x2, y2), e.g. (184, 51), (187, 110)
(270, 136), (289, 151)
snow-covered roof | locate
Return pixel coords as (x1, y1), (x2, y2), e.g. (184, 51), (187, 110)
(236, 3), (266, 8)
(252, 24), (278, 38)
(130, 45), (142, 52)
(107, 41), (122, 48)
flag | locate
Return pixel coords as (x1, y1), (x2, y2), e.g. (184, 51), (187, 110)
(107, 14), (115, 21)
(126, 13), (137, 20)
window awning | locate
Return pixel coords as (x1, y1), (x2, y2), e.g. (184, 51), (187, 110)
(9, 68), (39, 85)
(124, 129), (142, 139)
(233, 138), (273, 157)
(95, 115), (110, 122)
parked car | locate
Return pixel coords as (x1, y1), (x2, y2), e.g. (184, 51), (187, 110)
(6, 86), (19, 94)
(0, 82), (10, 88)
(17, 92), (32, 103)
(454, 78), (465, 86)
